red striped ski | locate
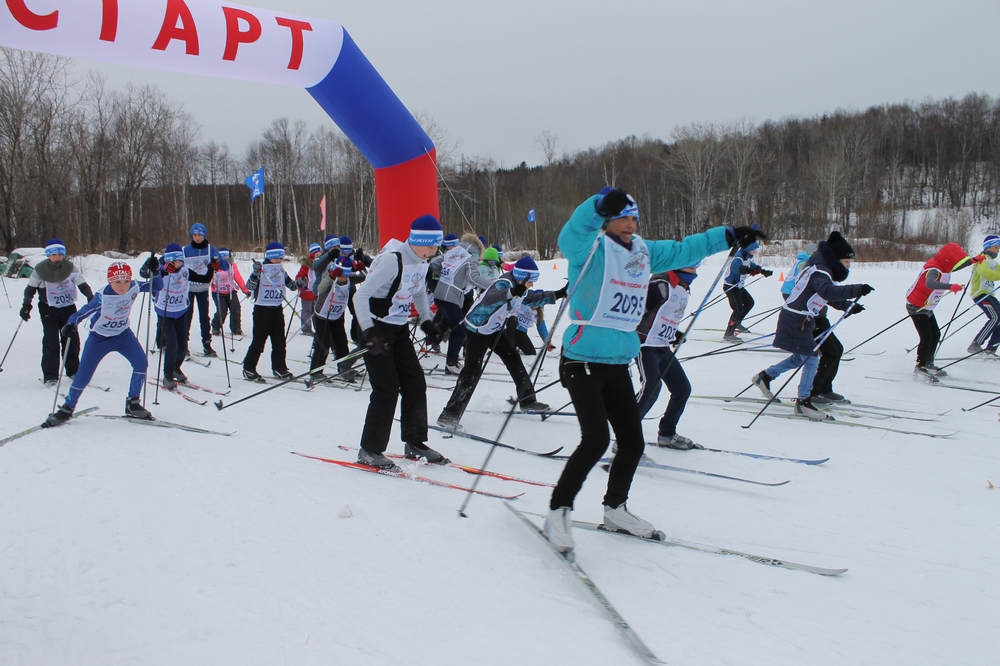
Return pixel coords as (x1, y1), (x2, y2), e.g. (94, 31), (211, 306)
(291, 452), (524, 499)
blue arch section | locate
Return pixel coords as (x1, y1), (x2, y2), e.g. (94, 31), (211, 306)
(307, 30), (434, 170)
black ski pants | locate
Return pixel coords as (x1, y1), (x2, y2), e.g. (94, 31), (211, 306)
(505, 318), (536, 355)
(187, 289), (212, 347)
(360, 322), (428, 454)
(211, 292), (244, 335)
(439, 327), (537, 423)
(550, 359), (645, 511)
(243, 305), (288, 374)
(311, 315), (357, 373)
(39, 302), (80, 381)
(811, 315), (843, 396)
(910, 312), (941, 366)
(726, 285), (754, 329)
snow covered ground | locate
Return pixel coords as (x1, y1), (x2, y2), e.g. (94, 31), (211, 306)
(1, 251), (998, 665)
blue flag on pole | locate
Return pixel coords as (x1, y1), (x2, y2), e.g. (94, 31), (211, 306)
(245, 167), (265, 201)
(527, 209), (536, 224)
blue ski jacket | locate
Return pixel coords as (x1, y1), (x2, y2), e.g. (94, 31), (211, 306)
(559, 195), (730, 365)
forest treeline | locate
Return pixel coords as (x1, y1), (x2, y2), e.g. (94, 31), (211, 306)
(2, 47), (998, 260)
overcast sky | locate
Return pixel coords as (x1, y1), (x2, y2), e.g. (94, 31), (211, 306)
(71, 0), (1000, 167)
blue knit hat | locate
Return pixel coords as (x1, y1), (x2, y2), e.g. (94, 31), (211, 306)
(163, 243), (184, 263)
(44, 238), (66, 257)
(478, 235), (488, 248)
(984, 235), (1000, 251)
(408, 216), (443, 247)
(442, 233), (460, 248)
(512, 256), (540, 283)
(265, 241), (285, 260)
(218, 247), (230, 258)
(339, 236), (353, 255)
(324, 234), (340, 251)
(309, 243), (322, 256)
(334, 255), (354, 277)
(609, 194), (639, 222)
(190, 222), (207, 238)
(743, 241), (760, 254)
(492, 244), (504, 260)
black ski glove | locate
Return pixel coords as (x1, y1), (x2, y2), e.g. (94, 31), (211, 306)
(859, 284), (874, 295)
(252, 260), (262, 275)
(554, 284), (568, 300)
(595, 188), (631, 218)
(761, 269), (774, 277)
(60, 322), (76, 338)
(420, 320), (445, 345)
(362, 328), (387, 356)
(727, 226), (767, 249)
(510, 282), (528, 298)
(145, 255), (160, 273)
(19, 303), (31, 321)
(848, 303), (865, 316)
(672, 330), (687, 347)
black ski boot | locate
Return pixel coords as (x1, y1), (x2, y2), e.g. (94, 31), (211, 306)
(202, 342), (218, 358)
(404, 442), (451, 464)
(42, 404), (74, 428)
(125, 397), (154, 420)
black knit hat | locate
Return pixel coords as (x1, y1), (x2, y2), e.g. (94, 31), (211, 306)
(827, 231), (855, 260)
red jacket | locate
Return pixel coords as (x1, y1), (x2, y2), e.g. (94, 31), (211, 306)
(905, 243), (969, 309)
(295, 263), (317, 301)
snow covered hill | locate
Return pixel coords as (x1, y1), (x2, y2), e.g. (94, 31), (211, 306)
(1, 253), (998, 665)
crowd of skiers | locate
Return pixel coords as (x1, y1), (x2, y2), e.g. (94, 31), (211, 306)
(11, 187), (1000, 557)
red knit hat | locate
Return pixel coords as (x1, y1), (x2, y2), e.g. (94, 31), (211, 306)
(107, 262), (132, 282)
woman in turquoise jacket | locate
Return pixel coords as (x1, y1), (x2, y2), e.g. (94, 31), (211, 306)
(545, 187), (764, 556)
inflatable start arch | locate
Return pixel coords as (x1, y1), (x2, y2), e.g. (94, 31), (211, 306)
(0, 0), (439, 246)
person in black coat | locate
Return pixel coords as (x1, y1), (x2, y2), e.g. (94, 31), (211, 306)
(751, 232), (873, 418)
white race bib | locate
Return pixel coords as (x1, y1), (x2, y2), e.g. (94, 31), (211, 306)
(906, 269), (951, 311)
(92, 284), (139, 337)
(45, 273), (79, 307)
(573, 235), (650, 331)
(438, 246), (471, 288)
(644, 284), (688, 348)
(155, 269), (190, 314)
(514, 301), (538, 330)
(318, 282), (350, 320)
(256, 264), (287, 306)
(782, 266), (832, 317)
(379, 261), (428, 325)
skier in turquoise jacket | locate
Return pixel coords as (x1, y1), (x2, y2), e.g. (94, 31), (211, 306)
(544, 187), (765, 557)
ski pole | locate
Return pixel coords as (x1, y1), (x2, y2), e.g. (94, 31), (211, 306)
(214, 346), (369, 410)
(458, 231), (606, 518)
(677, 337), (777, 362)
(742, 299), (860, 430)
(961, 389), (1000, 412)
(153, 272), (172, 406)
(844, 314), (910, 354)
(936, 280), (970, 357)
(142, 270), (155, 406)
(51, 330), (74, 414)
(679, 275), (763, 325)
(214, 289), (231, 389)
(284, 294), (300, 342)
(1, 273), (10, 308)
(742, 305), (781, 327)
(0, 318), (24, 372)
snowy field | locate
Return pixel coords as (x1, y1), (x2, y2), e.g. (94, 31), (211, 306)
(1, 250), (999, 666)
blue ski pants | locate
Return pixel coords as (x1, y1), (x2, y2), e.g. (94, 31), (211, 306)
(65, 329), (147, 409)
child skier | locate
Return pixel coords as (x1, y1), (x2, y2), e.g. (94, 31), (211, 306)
(436, 257), (563, 430)
(723, 241), (772, 342)
(428, 233), (495, 374)
(967, 235), (1000, 356)
(294, 243), (322, 336)
(353, 215), (448, 470)
(154, 243), (193, 390)
(242, 242), (298, 382)
(183, 223), (222, 358)
(43, 259), (162, 427)
(20, 239), (95, 386)
(752, 232), (872, 417)
(635, 264), (700, 449)
(906, 242), (972, 380)
(308, 256), (364, 386)
(780, 245), (816, 300)
(210, 248), (248, 337)
(544, 188), (752, 556)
